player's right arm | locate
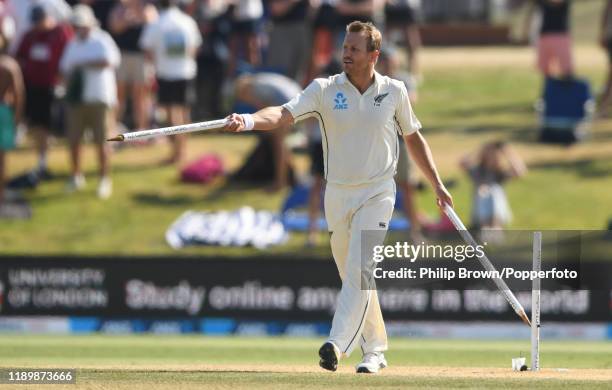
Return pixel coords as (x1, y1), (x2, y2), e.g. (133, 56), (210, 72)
(224, 106), (295, 132)
(224, 78), (323, 132)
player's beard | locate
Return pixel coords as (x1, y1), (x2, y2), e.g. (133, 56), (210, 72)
(343, 59), (369, 79)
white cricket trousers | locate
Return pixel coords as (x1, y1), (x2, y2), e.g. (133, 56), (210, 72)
(324, 178), (396, 356)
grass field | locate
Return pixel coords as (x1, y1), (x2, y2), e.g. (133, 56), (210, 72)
(1, 44), (611, 256)
(0, 335), (610, 389)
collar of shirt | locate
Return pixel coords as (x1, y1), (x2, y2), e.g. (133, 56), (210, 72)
(335, 71), (384, 96)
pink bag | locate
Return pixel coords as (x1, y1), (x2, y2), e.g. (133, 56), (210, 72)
(181, 154), (224, 183)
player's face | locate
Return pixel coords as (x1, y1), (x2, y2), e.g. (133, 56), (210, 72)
(342, 32), (377, 75)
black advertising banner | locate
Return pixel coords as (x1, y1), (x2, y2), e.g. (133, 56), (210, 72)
(0, 253), (610, 322)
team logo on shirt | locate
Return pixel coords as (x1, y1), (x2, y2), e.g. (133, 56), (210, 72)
(374, 93), (389, 107)
(333, 92), (348, 110)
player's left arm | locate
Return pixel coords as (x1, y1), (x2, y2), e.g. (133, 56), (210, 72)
(395, 81), (453, 210)
(404, 131), (453, 211)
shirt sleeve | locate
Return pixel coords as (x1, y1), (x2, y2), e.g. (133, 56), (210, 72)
(189, 19), (203, 49)
(282, 79), (322, 123)
(59, 43), (73, 74)
(395, 82), (421, 136)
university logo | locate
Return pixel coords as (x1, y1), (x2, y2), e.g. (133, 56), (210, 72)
(333, 92), (348, 110)
(374, 93), (389, 107)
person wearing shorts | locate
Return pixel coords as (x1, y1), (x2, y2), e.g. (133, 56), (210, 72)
(384, 0), (422, 77)
(109, 0), (158, 131)
(377, 46), (422, 238)
(227, 0), (263, 77)
(526, 0), (573, 77)
(15, 5), (73, 178)
(140, 0), (202, 165)
(60, 4), (120, 199)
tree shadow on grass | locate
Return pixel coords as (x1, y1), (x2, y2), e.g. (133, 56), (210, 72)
(111, 161), (174, 174)
(202, 179), (270, 202)
(530, 157), (612, 178)
(441, 102), (534, 117)
(131, 192), (203, 207)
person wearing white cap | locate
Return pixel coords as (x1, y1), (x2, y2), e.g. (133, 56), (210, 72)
(59, 4), (120, 199)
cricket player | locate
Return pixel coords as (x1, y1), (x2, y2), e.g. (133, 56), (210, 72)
(223, 21), (453, 373)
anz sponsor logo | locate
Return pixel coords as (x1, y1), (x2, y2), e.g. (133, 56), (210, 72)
(333, 92), (348, 110)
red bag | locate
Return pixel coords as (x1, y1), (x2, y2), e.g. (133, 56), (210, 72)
(180, 154), (224, 183)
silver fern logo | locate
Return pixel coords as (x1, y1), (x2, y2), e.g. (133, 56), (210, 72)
(374, 93), (389, 106)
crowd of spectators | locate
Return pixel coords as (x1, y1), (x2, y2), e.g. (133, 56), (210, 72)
(0, 0), (424, 206)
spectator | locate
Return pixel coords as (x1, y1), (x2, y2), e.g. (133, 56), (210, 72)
(306, 0), (337, 82)
(305, 112), (324, 246)
(597, 0), (612, 117)
(8, 0), (71, 54)
(140, 0), (202, 165)
(0, 1), (16, 47)
(70, 0), (116, 31)
(332, 0), (379, 70)
(192, 0), (231, 119)
(227, 0), (263, 77)
(0, 24), (24, 210)
(265, 0), (311, 81)
(384, 0), (421, 78)
(60, 4), (120, 199)
(16, 5), (73, 179)
(376, 46), (422, 240)
(460, 141), (527, 230)
(524, 0), (573, 78)
(304, 60), (341, 247)
(233, 71), (301, 191)
(335, 0), (376, 30)
(109, 0), (157, 132)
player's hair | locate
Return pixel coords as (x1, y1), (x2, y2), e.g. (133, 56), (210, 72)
(346, 21), (382, 52)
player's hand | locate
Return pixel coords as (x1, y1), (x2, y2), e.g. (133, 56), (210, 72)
(435, 184), (453, 212)
(223, 113), (245, 132)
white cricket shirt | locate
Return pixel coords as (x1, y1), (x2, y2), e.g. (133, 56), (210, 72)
(283, 71), (421, 186)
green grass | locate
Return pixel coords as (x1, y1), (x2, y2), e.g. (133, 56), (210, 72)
(1, 8), (612, 256)
(0, 336), (609, 389)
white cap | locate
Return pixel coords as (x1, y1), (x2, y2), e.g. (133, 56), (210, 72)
(70, 4), (98, 28)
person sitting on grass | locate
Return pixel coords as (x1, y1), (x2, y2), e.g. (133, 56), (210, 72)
(460, 141), (527, 230)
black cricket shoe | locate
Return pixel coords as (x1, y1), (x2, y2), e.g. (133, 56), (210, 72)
(318, 342), (340, 372)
